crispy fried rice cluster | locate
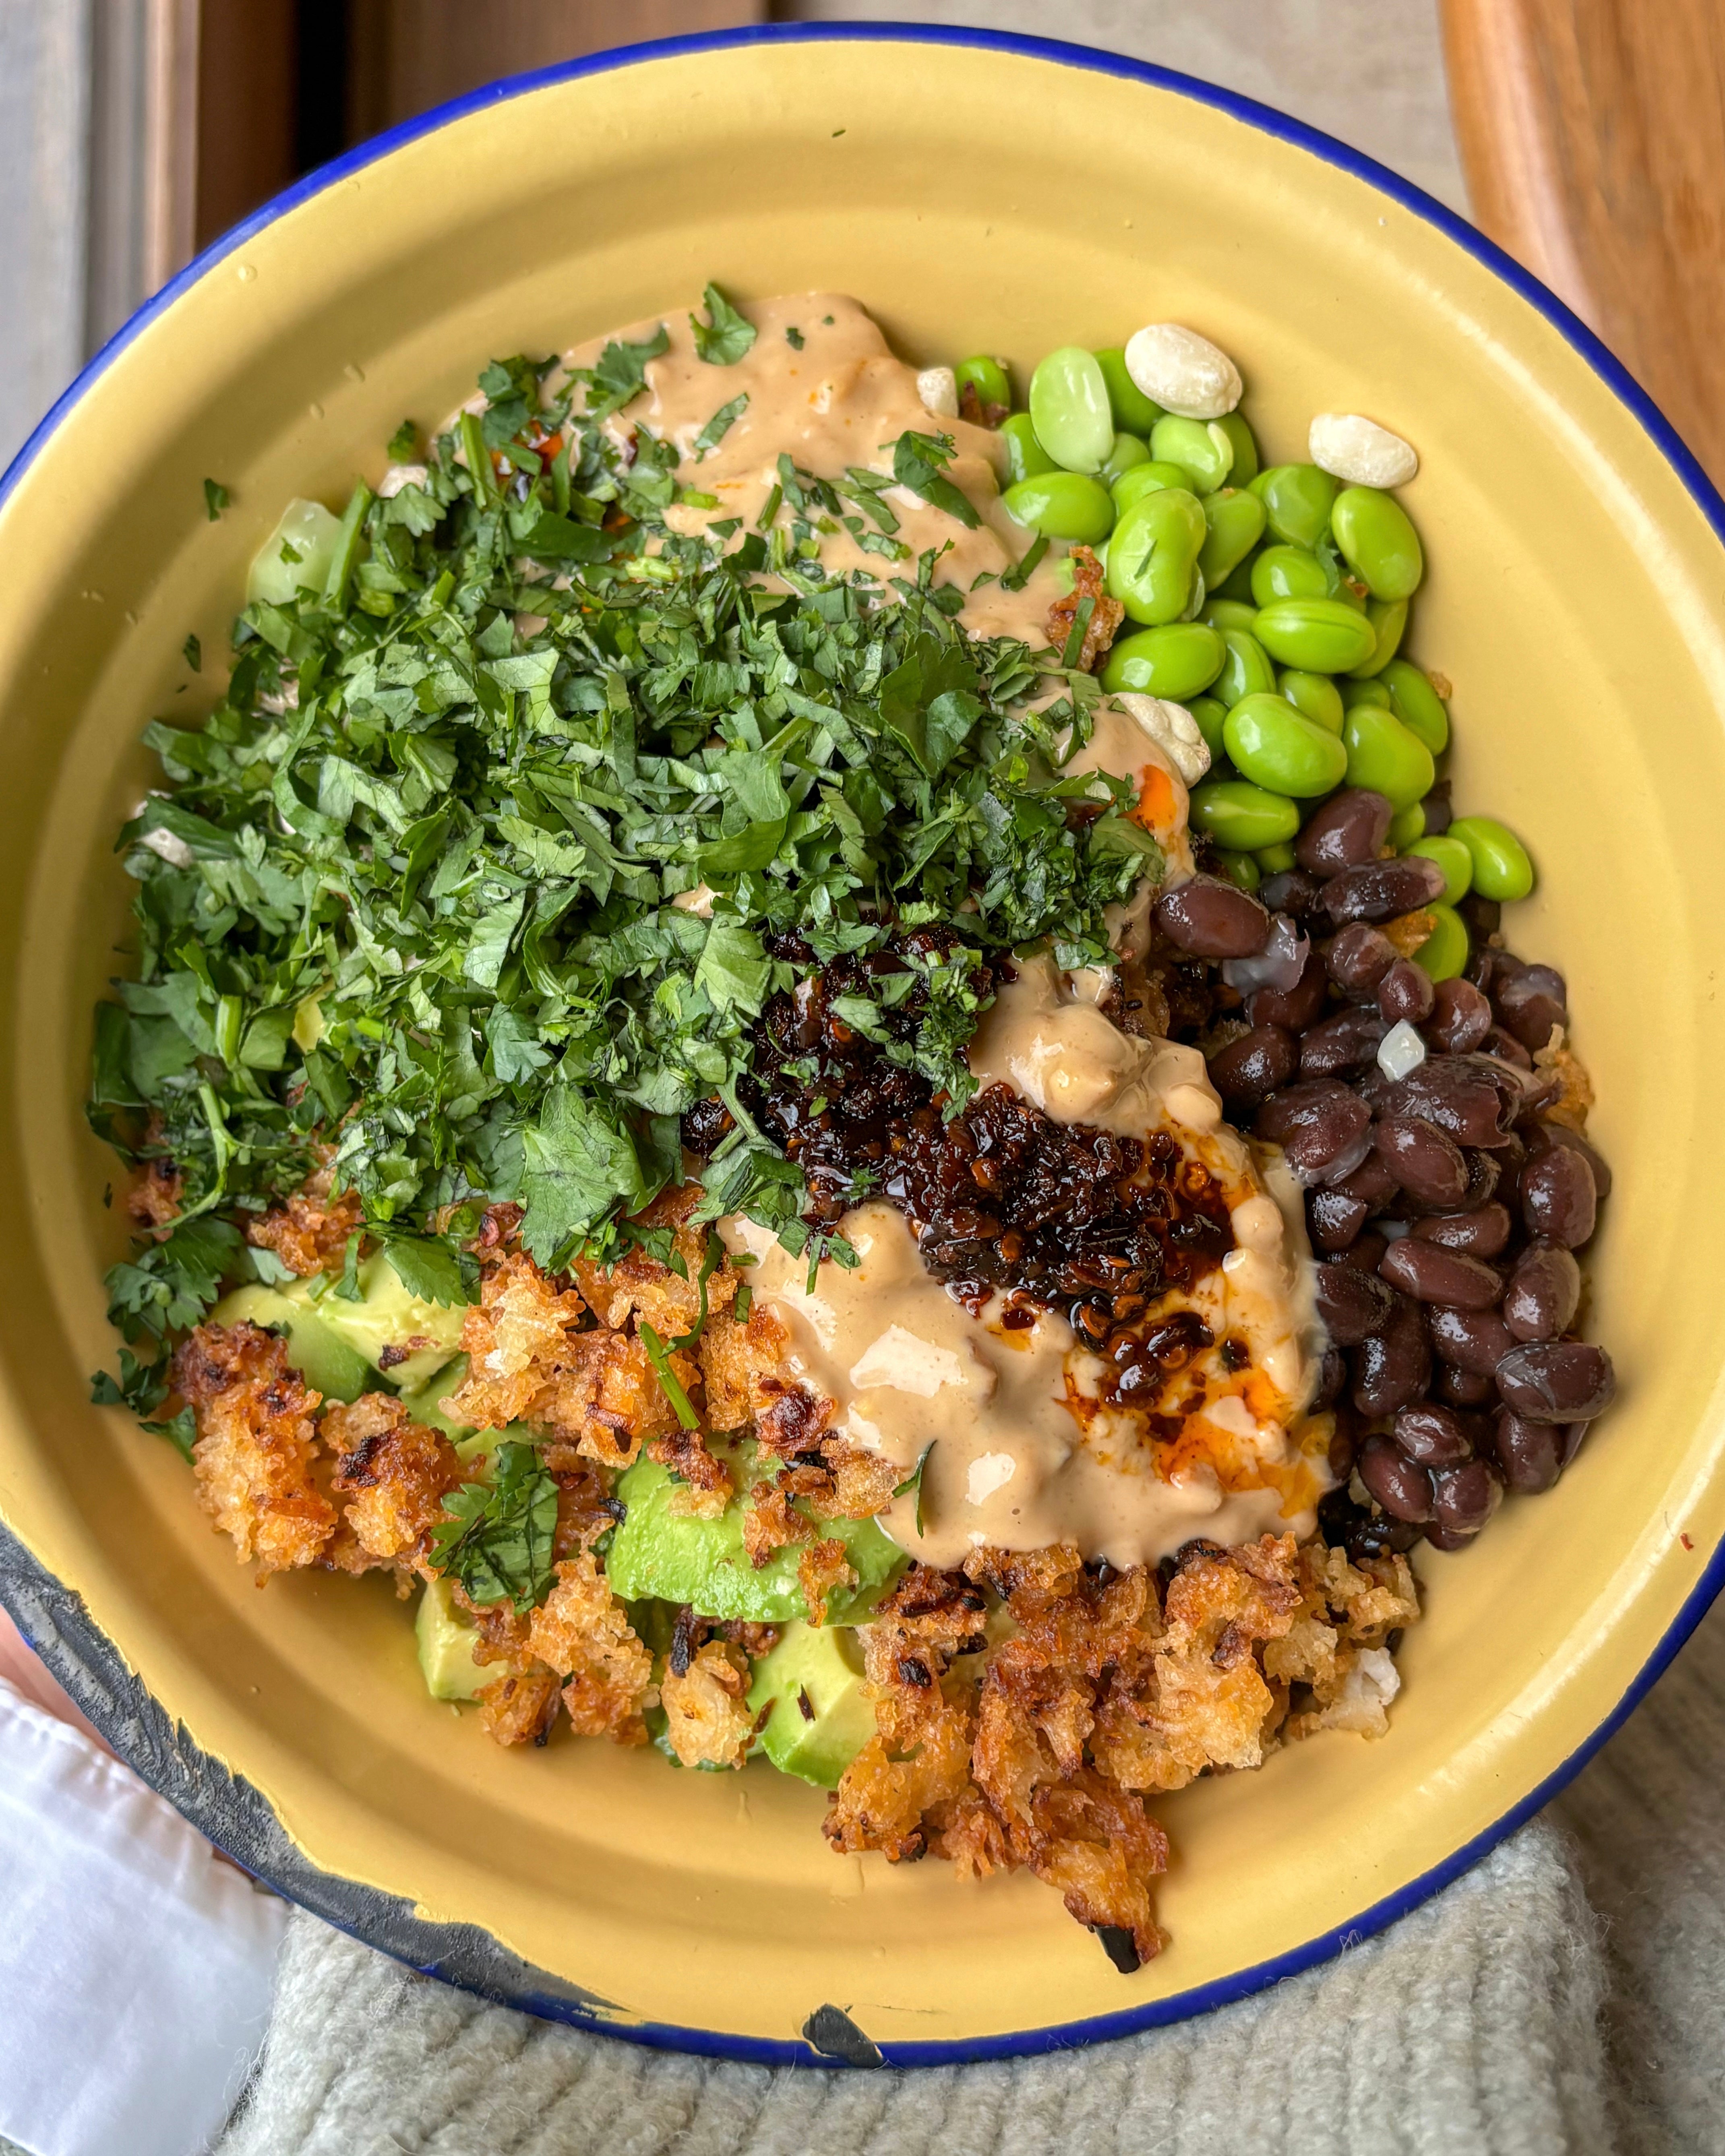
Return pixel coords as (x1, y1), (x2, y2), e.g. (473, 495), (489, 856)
(171, 1176), (1418, 1959)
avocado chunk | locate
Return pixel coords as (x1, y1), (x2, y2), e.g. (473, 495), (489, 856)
(210, 1284), (374, 1402)
(312, 1253), (466, 1391)
(397, 1356), (480, 1445)
(415, 1575), (491, 1702)
(747, 1621), (875, 1788)
(606, 1444), (906, 1624)
(247, 497), (343, 607)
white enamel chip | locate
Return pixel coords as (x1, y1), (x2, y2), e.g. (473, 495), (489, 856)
(1378, 1019), (1428, 1080)
(916, 365), (959, 420)
(1111, 692), (1212, 785)
(1123, 324), (1242, 420)
(1309, 412), (1419, 488)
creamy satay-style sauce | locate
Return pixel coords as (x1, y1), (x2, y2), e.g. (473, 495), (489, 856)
(558, 293), (1063, 647)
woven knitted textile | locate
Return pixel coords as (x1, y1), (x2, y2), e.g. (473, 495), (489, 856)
(213, 1598), (1725, 2156)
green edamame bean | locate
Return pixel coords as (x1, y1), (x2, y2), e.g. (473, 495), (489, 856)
(1253, 597), (1379, 674)
(1001, 471), (1115, 545)
(1249, 463), (1338, 550)
(1409, 833), (1473, 903)
(1216, 628), (1276, 708)
(1214, 411), (1260, 487)
(1448, 816), (1535, 902)
(1106, 486), (1205, 624)
(1255, 840), (1297, 873)
(999, 412), (1055, 486)
(1413, 903), (1470, 984)
(1188, 778), (1302, 852)
(1379, 658), (1450, 754)
(1111, 461), (1189, 515)
(1181, 569), (1210, 623)
(1029, 347), (1114, 475)
(1198, 486), (1267, 590)
(1101, 622), (1225, 701)
(1224, 693), (1350, 797)
(1204, 598), (1262, 639)
(1188, 696), (1228, 759)
(1342, 677), (1392, 709)
(1151, 414), (1234, 494)
(1332, 486), (1424, 601)
(1214, 848), (1262, 891)
(1100, 432), (1152, 486)
(1387, 801), (1426, 850)
(1094, 345), (1163, 436)
(1342, 702), (1435, 809)
(1215, 556), (1259, 603)
(954, 355), (1011, 410)
(1347, 596), (1409, 679)
(1279, 669), (1344, 734)
(1251, 544), (1329, 608)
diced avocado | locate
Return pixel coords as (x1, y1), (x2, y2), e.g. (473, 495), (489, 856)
(248, 497), (343, 607)
(415, 1575), (491, 1702)
(747, 1620), (875, 1788)
(606, 1443), (907, 1624)
(398, 1356), (477, 1443)
(210, 1283), (374, 1402)
(309, 1253), (465, 1392)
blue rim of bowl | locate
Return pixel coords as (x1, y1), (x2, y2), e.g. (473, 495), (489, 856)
(3, 18), (1723, 2069)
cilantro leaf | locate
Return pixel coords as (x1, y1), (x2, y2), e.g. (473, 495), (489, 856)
(382, 1235), (473, 1308)
(690, 283), (757, 366)
(203, 479), (229, 520)
(581, 326), (670, 419)
(519, 1088), (669, 1266)
(428, 1440), (559, 1610)
(887, 430), (980, 529)
(694, 393), (748, 460)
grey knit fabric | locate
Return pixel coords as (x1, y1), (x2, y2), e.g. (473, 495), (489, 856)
(217, 1598), (1725, 2156)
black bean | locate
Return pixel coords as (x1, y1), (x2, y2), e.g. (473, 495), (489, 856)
(1420, 781), (1453, 836)
(1207, 1024), (1298, 1108)
(1319, 855), (1448, 923)
(1380, 1237), (1503, 1308)
(1255, 1080), (1372, 1182)
(1520, 1145), (1597, 1249)
(1393, 1403), (1477, 1465)
(1427, 977), (1493, 1053)
(1428, 1305), (1515, 1376)
(1333, 1151), (1399, 1208)
(1437, 1362), (1496, 1406)
(1353, 1292), (1432, 1414)
(1309, 1187), (1369, 1251)
(1491, 1410), (1563, 1495)
(1380, 1053), (1521, 1148)
(1325, 922), (1398, 996)
(1483, 1024), (1534, 1071)
(1300, 1006), (1390, 1077)
(1454, 1149), (1503, 1212)
(1377, 957), (1435, 1025)
(1374, 1114), (1470, 1207)
(1313, 1258), (1396, 1344)
(1413, 1202), (1512, 1257)
(1495, 971), (1567, 1053)
(1315, 1348), (1348, 1409)
(1429, 1459), (1501, 1535)
(1560, 1421), (1591, 1468)
(1502, 1242), (1582, 1342)
(1247, 949), (1329, 1031)
(1495, 1340), (1615, 1422)
(1295, 788), (1394, 876)
(1155, 876), (1272, 959)
(1535, 1120), (1611, 1201)
(1458, 891), (1502, 943)
(1259, 868), (1322, 918)
(1359, 1434), (1434, 1521)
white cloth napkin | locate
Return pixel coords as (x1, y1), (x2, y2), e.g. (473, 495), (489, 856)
(0, 1666), (288, 2156)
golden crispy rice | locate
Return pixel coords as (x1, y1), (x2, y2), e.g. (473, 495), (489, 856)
(443, 1251), (587, 1429)
(798, 1538), (858, 1627)
(660, 1639), (757, 1769)
(1534, 1028), (1596, 1132)
(246, 1172), (364, 1279)
(325, 1393), (462, 1568)
(699, 1298), (800, 1436)
(572, 1186), (738, 1338)
(127, 1157), (183, 1229)
(1045, 545), (1125, 674)
(174, 1321), (335, 1575)
(524, 1554), (657, 1746)
(528, 1331), (693, 1470)
(478, 1666), (562, 1747)
(647, 1427), (736, 1519)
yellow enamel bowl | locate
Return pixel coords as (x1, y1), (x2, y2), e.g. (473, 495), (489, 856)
(0, 25), (1719, 2064)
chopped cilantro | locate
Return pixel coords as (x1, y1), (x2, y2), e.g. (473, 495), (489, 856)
(694, 393), (748, 460)
(387, 420), (419, 461)
(887, 430), (980, 530)
(690, 283), (757, 366)
(429, 1440), (559, 1610)
(182, 633), (201, 672)
(203, 479), (229, 520)
(785, 326), (805, 350)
